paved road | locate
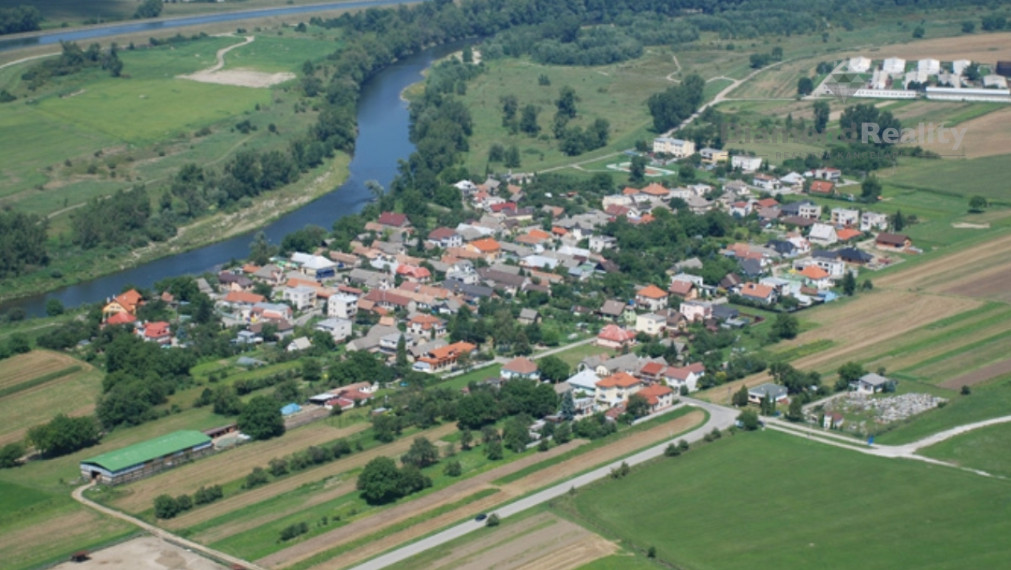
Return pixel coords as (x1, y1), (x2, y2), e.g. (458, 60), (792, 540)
(350, 397), (737, 570)
(72, 482), (265, 570)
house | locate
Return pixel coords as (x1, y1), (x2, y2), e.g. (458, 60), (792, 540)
(281, 286), (316, 311)
(396, 264), (431, 283)
(594, 372), (642, 409)
(739, 282), (777, 305)
(652, 137), (696, 158)
(848, 56), (871, 73)
(809, 223), (838, 246)
(813, 167), (841, 182)
(838, 247), (874, 265)
(748, 383), (789, 404)
(731, 155), (763, 172)
(882, 57), (906, 74)
(753, 173), (780, 191)
(565, 369), (602, 397)
(780, 172), (805, 188)
(700, 147), (728, 164)
(598, 299), (628, 320)
(798, 265), (833, 289)
(875, 232), (911, 250)
(836, 228), (862, 242)
(291, 254), (337, 280)
(286, 337), (312, 352)
(860, 211), (889, 232)
(668, 278), (697, 300)
(823, 412), (845, 430)
(680, 300), (712, 322)
(413, 341), (476, 372)
(328, 293), (359, 320)
(467, 238), (501, 262)
(501, 357), (540, 381)
(637, 384), (675, 413)
(408, 313), (446, 337)
(315, 317), (352, 342)
(635, 284), (669, 311)
(635, 313), (666, 336)
(855, 372), (893, 394)
(830, 208), (860, 227)
(662, 362), (705, 393)
(796, 201), (822, 219)
(809, 180), (835, 195)
(141, 321), (171, 344)
(427, 227), (462, 249)
(984, 74), (1009, 89)
(223, 291), (266, 307)
(518, 308), (540, 325)
(918, 58), (941, 75)
(377, 211), (410, 230)
(596, 324), (637, 349)
(252, 302), (293, 322)
(685, 195), (714, 214)
(102, 289), (143, 321)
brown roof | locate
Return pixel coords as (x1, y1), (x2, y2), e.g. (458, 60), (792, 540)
(637, 285), (668, 299)
(740, 282), (774, 299)
(809, 180), (835, 194)
(597, 371), (641, 388)
(876, 232), (910, 246)
(378, 212), (409, 227)
(638, 383), (673, 405)
(503, 357), (538, 375)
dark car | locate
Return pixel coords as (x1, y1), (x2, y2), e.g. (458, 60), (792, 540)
(474, 513), (488, 521)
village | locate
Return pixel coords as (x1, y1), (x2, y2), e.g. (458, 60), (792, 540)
(824, 54), (1011, 102)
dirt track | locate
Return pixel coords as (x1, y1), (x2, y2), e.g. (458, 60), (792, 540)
(259, 411), (704, 569)
(50, 535), (227, 570)
(179, 34), (295, 88)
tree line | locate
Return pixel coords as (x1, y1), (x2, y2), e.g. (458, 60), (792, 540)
(0, 5), (41, 35)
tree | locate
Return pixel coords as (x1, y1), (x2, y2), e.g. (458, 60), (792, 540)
(891, 209), (905, 231)
(538, 355), (570, 383)
(154, 495), (179, 519)
(861, 177), (882, 202)
(770, 313), (799, 341)
(626, 393), (650, 419)
(357, 456), (406, 504)
(912, 26), (925, 39)
(459, 428), (473, 450)
(731, 385), (750, 407)
(520, 105), (540, 136)
(797, 76), (814, 96)
(249, 231), (274, 265)
(45, 299), (64, 316)
(969, 195), (988, 213)
(443, 459), (462, 476)
(962, 21), (976, 34)
(27, 414), (101, 458)
(555, 86), (578, 119)
(982, 15), (1006, 32)
(0, 442), (25, 468)
(786, 397), (804, 422)
(836, 362), (865, 391)
(244, 466), (269, 488)
(301, 359), (322, 382)
(629, 155), (647, 183)
(813, 101), (830, 134)
(401, 436), (439, 468)
(554, 421), (572, 444)
(504, 145), (521, 168)
(485, 439), (503, 460)
(842, 271), (857, 296)
(134, 0), (163, 19)
(395, 334), (408, 369)
(238, 396), (285, 440)
(486, 513), (501, 527)
(559, 391), (576, 421)
(737, 409), (760, 431)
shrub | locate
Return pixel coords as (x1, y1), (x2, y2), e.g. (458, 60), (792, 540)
(486, 513), (501, 527)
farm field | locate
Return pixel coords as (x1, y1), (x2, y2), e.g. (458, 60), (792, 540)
(0, 350), (102, 446)
(396, 510), (618, 570)
(919, 421), (1011, 478)
(255, 410), (704, 569)
(553, 430), (1011, 570)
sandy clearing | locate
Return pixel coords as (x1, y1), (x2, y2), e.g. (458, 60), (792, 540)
(940, 358), (1011, 389)
(288, 411), (705, 570)
(50, 535), (227, 570)
(113, 421), (369, 513)
(162, 423), (457, 530)
(178, 35), (295, 88)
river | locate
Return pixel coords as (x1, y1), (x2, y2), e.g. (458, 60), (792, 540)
(0, 0), (413, 53)
(6, 42), (459, 317)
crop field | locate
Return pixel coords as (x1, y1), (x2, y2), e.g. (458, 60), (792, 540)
(553, 430), (1011, 570)
(397, 511), (618, 570)
(920, 421), (1011, 478)
(0, 351), (102, 446)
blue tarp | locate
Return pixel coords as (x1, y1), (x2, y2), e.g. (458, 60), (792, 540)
(280, 403), (301, 416)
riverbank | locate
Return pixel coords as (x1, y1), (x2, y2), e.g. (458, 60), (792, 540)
(0, 153), (350, 305)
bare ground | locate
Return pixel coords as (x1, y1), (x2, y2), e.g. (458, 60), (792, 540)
(50, 535), (227, 570)
(265, 411), (705, 570)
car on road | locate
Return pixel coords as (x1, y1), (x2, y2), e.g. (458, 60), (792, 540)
(474, 513), (487, 521)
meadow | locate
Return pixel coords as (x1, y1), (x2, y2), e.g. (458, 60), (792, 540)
(920, 420), (1011, 478)
(553, 430), (1011, 570)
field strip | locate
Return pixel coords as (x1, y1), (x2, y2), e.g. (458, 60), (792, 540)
(162, 423), (456, 530)
(113, 421), (371, 514)
(940, 358), (1011, 389)
(289, 411), (705, 570)
(876, 232), (1011, 291)
(0, 350), (93, 390)
(0, 365), (80, 399)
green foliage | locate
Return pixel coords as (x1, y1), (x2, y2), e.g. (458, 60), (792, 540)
(968, 195), (988, 213)
(244, 466), (270, 489)
(154, 494), (180, 519)
(193, 485), (224, 505)
(842, 271), (857, 296)
(26, 414), (101, 458)
(0, 442), (25, 468)
(836, 361), (866, 391)
(0, 210), (49, 277)
(280, 521), (309, 541)
(401, 436), (440, 469)
(486, 513), (501, 527)
(797, 76), (814, 96)
(813, 101), (830, 134)
(962, 21), (975, 33)
(769, 313), (799, 341)
(357, 456), (431, 505)
(732, 385), (750, 407)
(912, 26), (925, 38)
(574, 412), (618, 440)
(738, 408), (761, 430)
(238, 396), (285, 441)
(537, 355), (570, 384)
(982, 15), (1006, 31)
(786, 397), (804, 422)
(648, 74), (704, 132)
(485, 439), (504, 460)
(861, 176), (882, 202)
(443, 459), (462, 476)
(626, 393), (650, 419)
(134, 0), (163, 19)
(0, 5), (42, 35)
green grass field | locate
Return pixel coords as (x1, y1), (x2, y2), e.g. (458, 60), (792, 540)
(920, 421), (1011, 478)
(554, 430), (1011, 570)
(883, 155), (1011, 204)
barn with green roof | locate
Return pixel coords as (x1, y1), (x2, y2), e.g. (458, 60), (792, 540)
(79, 430), (213, 485)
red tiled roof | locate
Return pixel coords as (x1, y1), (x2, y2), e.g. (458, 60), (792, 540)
(106, 312), (136, 325)
(809, 180), (835, 194)
(637, 285), (668, 299)
(637, 383), (673, 405)
(378, 211), (409, 227)
(470, 238), (501, 253)
(597, 371), (641, 388)
(428, 227), (458, 240)
(503, 357), (539, 375)
(740, 282), (774, 299)
(640, 361), (666, 376)
(836, 228), (861, 241)
(224, 291), (266, 304)
(669, 280), (694, 296)
(598, 324), (636, 343)
(800, 265), (830, 280)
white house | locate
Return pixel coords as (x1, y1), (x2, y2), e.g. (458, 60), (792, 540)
(798, 202), (823, 219)
(952, 59), (971, 77)
(328, 293), (359, 319)
(653, 137), (696, 158)
(748, 383), (789, 404)
(679, 300), (712, 322)
(855, 372), (892, 394)
(809, 223), (838, 246)
(635, 313), (666, 336)
(882, 57), (906, 74)
(984, 74), (1009, 89)
(662, 362), (705, 393)
(848, 56), (871, 73)
(315, 317), (352, 342)
(282, 285), (316, 311)
(731, 155), (763, 172)
(565, 369), (601, 396)
(830, 207), (860, 227)
(860, 211), (889, 232)
(500, 357), (541, 381)
(594, 372), (642, 410)
(918, 58), (940, 75)
(752, 173), (780, 191)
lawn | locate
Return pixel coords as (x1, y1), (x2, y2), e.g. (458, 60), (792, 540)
(554, 430), (1011, 570)
(919, 421), (1011, 478)
(883, 155), (1011, 204)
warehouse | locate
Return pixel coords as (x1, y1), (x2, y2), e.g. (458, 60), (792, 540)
(79, 430), (213, 485)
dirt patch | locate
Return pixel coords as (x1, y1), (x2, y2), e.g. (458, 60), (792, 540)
(50, 535), (227, 570)
(415, 512), (616, 570)
(941, 358), (1011, 389)
(112, 421), (369, 514)
(278, 411), (704, 570)
(952, 222), (991, 229)
(181, 69), (296, 88)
